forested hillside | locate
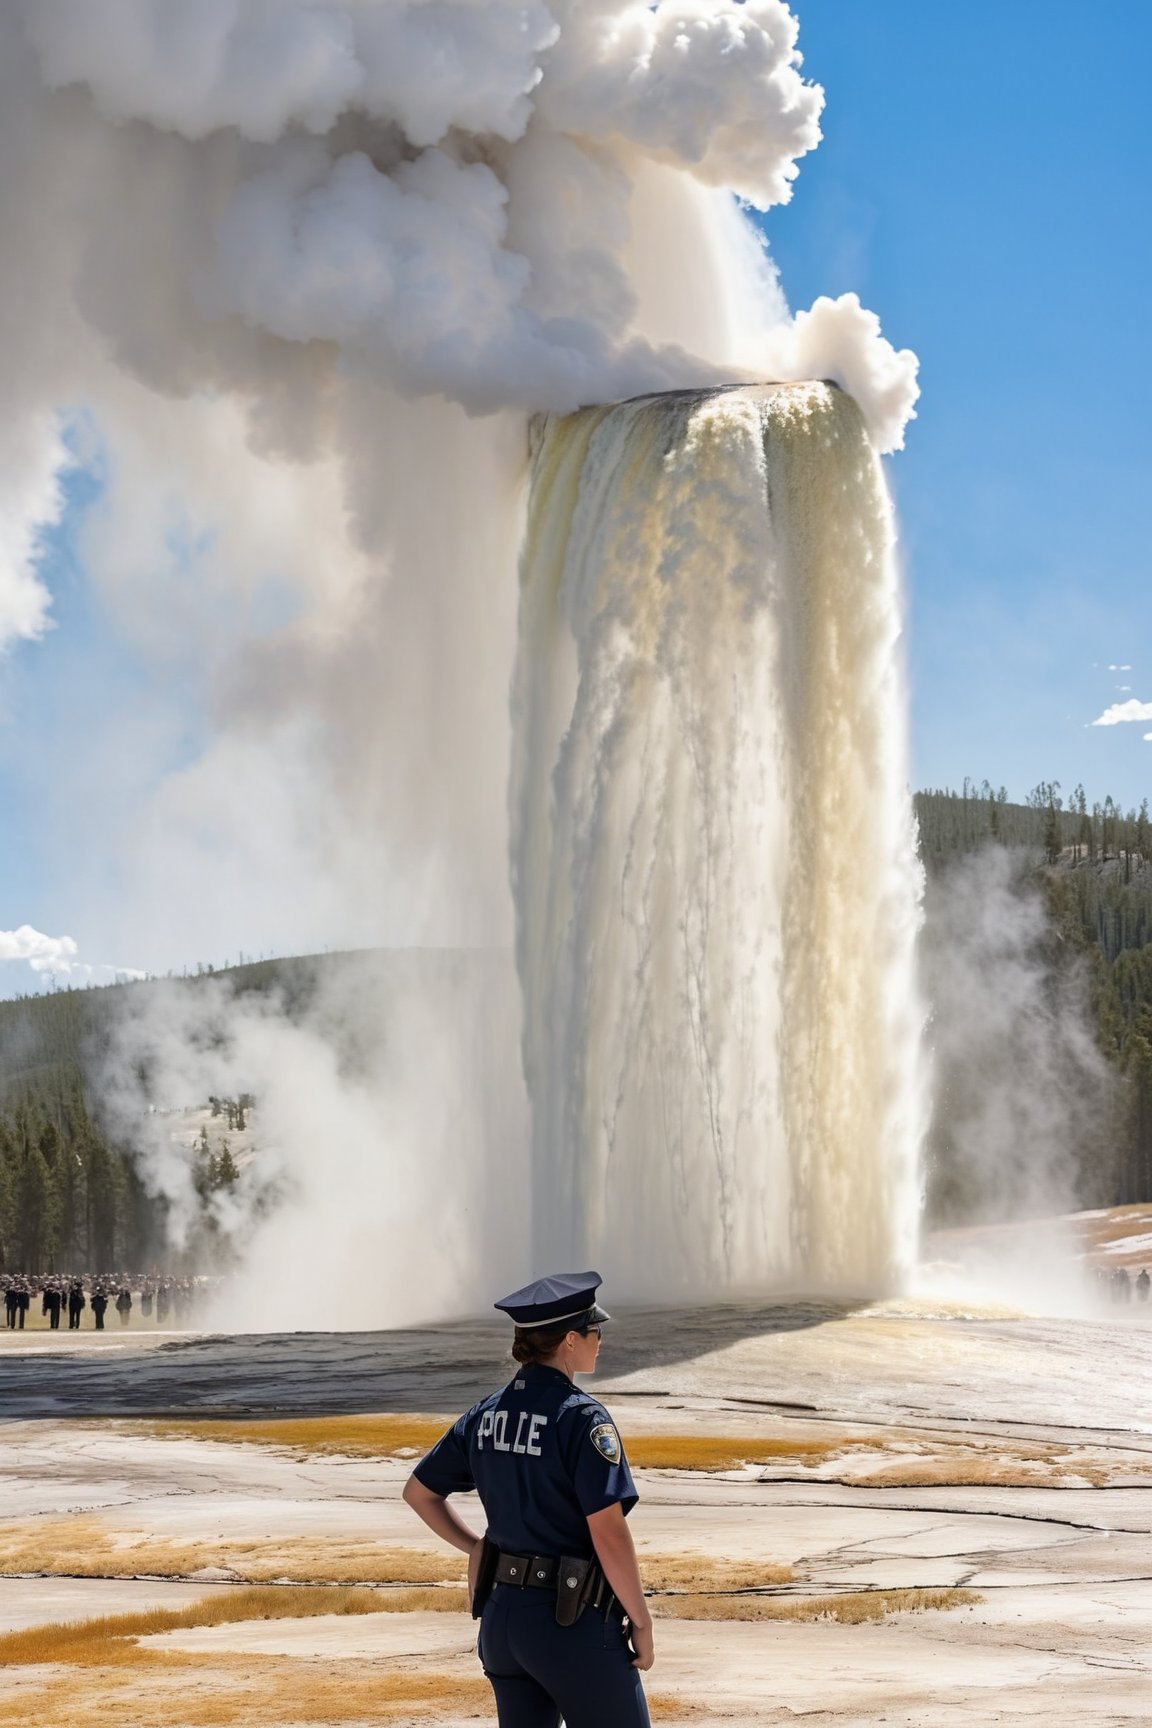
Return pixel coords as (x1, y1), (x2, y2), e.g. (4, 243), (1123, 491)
(0, 954), (363, 1274)
(3, 782), (1151, 1273)
(916, 782), (1152, 1217)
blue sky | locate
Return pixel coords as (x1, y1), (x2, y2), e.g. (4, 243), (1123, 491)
(765, 0), (1152, 810)
(2, 0), (1150, 992)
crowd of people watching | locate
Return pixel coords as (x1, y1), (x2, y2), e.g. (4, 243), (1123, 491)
(1092, 1264), (1151, 1304)
(2, 1272), (222, 1330)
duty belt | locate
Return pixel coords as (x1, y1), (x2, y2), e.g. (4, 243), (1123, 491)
(492, 1548), (622, 1626)
(494, 1552), (562, 1588)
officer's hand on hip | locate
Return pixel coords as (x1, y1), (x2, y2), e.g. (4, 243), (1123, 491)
(629, 1618), (655, 1671)
(466, 1536), (484, 1604)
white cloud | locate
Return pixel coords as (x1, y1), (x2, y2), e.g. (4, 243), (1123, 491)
(1091, 699), (1152, 727)
(0, 924), (78, 972)
(0, 924), (143, 987)
(1108, 663), (1133, 671)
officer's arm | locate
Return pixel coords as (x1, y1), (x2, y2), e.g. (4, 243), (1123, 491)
(402, 1474), (483, 1560)
(586, 1502), (654, 1670)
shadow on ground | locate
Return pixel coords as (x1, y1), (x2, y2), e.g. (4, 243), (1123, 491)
(0, 1300), (860, 1420)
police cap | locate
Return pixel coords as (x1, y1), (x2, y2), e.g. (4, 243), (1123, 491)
(494, 1270), (611, 1330)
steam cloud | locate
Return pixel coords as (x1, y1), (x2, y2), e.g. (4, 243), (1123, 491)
(94, 956), (526, 1327)
(0, 2), (921, 1322)
(922, 848), (1113, 1228)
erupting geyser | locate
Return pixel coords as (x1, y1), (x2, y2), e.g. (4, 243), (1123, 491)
(0, 0), (930, 1323)
(512, 382), (924, 1295)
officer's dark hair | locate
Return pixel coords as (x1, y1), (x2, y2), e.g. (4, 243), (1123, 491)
(510, 1322), (579, 1366)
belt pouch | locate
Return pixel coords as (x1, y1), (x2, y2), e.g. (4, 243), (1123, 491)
(471, 1535), (499, 1620)
(555, 1556), (593, 1627)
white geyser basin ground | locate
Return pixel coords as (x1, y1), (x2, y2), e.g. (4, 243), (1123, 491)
(2, 1246), (1152, 1725)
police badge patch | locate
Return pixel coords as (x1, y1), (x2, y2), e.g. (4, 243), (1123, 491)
(589, 1421), (621, 1464)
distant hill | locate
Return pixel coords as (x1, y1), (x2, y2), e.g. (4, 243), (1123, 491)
(0, 950), (369, 1107)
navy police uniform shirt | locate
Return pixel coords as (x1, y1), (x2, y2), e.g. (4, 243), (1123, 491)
(413, 1362), (638, 1557)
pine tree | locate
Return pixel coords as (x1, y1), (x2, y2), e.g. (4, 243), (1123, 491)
(1043, 798), (1062, 865)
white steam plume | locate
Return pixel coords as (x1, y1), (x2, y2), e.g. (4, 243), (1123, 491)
(0, 2), (920, 1322)
(922, 848), (1113, 1228)
(95, 957), (527, 1328)
(8, 0), (915, 438)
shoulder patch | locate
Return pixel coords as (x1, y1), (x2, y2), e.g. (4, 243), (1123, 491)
(589, 1421), (621, 1465)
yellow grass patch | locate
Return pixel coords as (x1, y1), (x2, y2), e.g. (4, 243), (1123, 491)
(0, 1658), (491, 1727)
(143, 1413), (880, 1473)
(0, 1584), (473, 1669)
(0, 1515), (790, 1599)
(662, 1587), (981, 1624)
(844, 1455), (1112, 1489)
(146, 1412), (452, 1458)
(0, 1516), (465, 1587)
(625, 1432), (1147, 1487)
(643, 1553), (793, 1591)
(0, 1592), (706, 1727)
(0, 1665), (702, 1728)
(140, 1412), (1148, 1488)
(627, 1433), (878, 1472)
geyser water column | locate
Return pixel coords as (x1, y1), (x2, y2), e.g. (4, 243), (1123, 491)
(511, 382), (924, 1297)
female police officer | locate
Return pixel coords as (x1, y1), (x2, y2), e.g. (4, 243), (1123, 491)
(402, 1271), (652, 1727)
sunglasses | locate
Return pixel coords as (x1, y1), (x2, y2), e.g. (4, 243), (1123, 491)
(578, 1323), (603, 1339)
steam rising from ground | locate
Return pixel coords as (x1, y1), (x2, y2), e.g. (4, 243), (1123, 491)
(918, 848), (1115, 1311)
(0, 2), (922, 1321)
(97, 955), (527, 1328)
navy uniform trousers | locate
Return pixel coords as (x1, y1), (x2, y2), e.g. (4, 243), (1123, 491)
(479, 1584), (650, 1728)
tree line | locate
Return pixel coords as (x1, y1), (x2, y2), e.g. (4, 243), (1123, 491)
(0, 978), (261, 1275)
(917, 779), (1152, 878)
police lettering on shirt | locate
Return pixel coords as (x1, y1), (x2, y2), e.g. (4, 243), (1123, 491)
(476, 1407), (547, 1456)
(412, 1361), (639, 1560)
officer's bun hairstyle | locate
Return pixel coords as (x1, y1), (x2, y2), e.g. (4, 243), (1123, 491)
(510, 1322), (575, 1366)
